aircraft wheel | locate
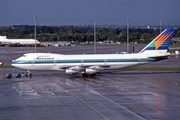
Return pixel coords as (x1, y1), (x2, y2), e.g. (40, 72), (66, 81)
(82, 73), (96, 77)
(91, 74), (96, 76)
(82, 73), (89, 77)
(7, 74), (12, 78)
(16, 73), (21, 78)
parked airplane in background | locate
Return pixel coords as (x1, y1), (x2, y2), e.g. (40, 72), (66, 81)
(11, 29), (176, 76)
(0, 36), (40, 46)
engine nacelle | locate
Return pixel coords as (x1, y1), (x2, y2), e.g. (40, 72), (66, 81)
(85, 68), (98, 75)
(65, 69), (78, 75)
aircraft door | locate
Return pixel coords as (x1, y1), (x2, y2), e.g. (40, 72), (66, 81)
(134, 57), (141, 64)
(32, 60), (35, 66)
(104, 59), (108, 65)
(53, 60), (57, 65)
(138, 58), (142, 64)
(81, 60), (84, 65)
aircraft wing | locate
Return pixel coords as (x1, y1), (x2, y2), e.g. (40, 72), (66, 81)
(59, 65), (110, 69)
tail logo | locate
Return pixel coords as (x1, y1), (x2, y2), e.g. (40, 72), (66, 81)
(154, 31), (173, 50)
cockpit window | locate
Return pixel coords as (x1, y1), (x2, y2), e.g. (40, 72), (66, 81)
(23, 55), (26, 57)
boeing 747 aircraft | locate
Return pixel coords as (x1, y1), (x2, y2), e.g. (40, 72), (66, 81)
(11, 29), (176, 76)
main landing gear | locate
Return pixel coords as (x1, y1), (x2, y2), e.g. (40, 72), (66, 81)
(82, 73), (96, 77)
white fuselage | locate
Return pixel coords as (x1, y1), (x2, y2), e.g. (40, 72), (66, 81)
(11, 52), (168, 73)
(0, 36), (40, 45)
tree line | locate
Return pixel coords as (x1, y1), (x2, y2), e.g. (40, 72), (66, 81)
(0, 25), (180, 44)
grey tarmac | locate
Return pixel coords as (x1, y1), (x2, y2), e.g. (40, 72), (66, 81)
(0, 69), (180, 120)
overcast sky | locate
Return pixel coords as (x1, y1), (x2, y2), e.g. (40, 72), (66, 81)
(0, 0), (180, 26)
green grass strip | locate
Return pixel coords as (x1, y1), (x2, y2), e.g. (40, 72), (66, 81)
(0, 66), (15, 68)
(76, 44), (148, 46)
(124, 67), (180, 70)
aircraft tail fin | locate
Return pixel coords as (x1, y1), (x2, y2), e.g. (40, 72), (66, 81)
(140, 29), (176, 54)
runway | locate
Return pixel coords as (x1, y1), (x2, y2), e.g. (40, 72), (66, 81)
(0, 46), (180, 119)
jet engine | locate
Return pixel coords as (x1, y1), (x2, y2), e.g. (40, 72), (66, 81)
(85, 68), (98, 75)
(65, 69), (78, 75)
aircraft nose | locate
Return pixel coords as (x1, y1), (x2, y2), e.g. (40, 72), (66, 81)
(11, 60), (15, 66)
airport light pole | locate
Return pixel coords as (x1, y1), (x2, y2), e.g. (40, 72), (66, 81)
(127, 19), (129, 53)
(34, 17), (37, 53)
(160, 19), (162, 33)
(94, 19), (97, 54)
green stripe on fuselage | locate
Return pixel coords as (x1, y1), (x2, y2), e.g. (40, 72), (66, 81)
(13, 58), (156, 64)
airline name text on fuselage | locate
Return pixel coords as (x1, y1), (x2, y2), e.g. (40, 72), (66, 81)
(35, 57), (54, 60)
